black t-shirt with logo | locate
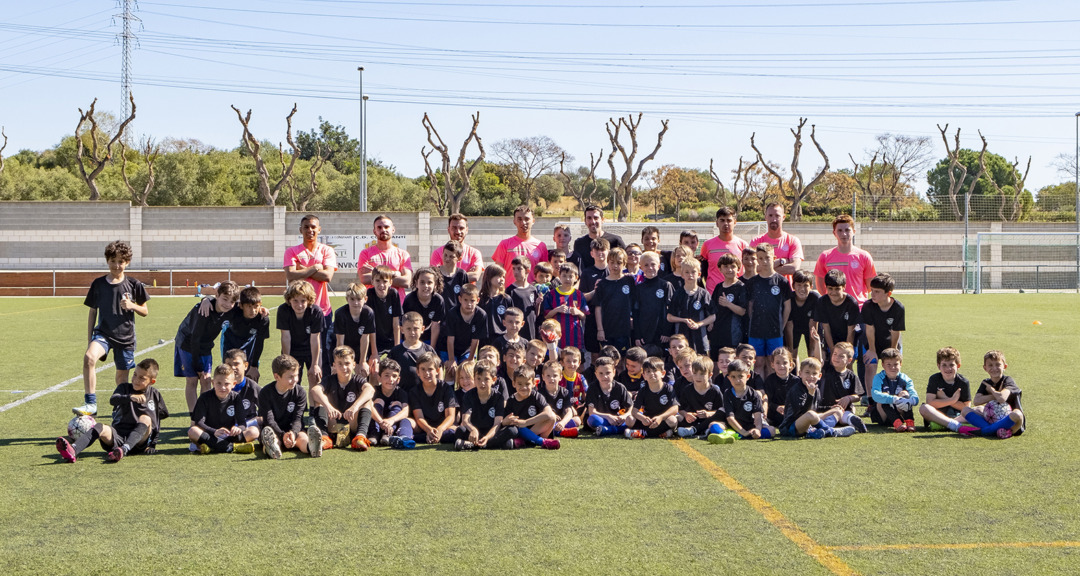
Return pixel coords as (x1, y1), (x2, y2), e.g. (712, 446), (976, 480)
(388, 342), (437, 392)
(762, 373), (801, 426)
(677, 383), (726, 422)
(594, 276), (636, 337)
(745, 273), (792, 340)
(372, 386), (409, 418)
(633, 382), (678, 417)
(820, 363), (859, 408)
(925, 372), (971, 404)
(584, 381), (633, 416)
(668, 287), (712, 354)
(408, 380), (459, 425)
(509, 284), (542, 341)
(860, 299), (906, 354)
(632, 275), (673, 345)
(258, 383), (307, 435)
(724, 386), (764, 431)
(276, 303), (324, 359)
(84, 275), (150, 347)
(814, 294), (860, 346)
(538, 384), (573, 418)
(192, 389), (250, 431)
(403, 291), (446, 343)
(462, 387), (506, 433)
(505, 389), (549, 421)
(438, 306), (489, 359)
(367, 287), (404, 353)
(779, 381), (822, 431)
(316, 373), (368, 411)
(334, 304), (377, 359)
(440, 268), (470, 314)
(789, 291), (820, 337)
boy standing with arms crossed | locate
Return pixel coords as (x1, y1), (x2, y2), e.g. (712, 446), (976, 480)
(75, 240), (150, 417)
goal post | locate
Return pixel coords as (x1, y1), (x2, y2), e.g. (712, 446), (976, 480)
(973, 232), (1080, 293)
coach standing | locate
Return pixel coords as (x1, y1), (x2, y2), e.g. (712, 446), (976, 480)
(430, 213), (484, 283)
(493, 204), (548, 285)
(701, 207), (749, 293)
(570, 204), (624, 269)
(357, 214), (413, 302)
(284, 214), (337, 371)
(750, 203), (804, 282)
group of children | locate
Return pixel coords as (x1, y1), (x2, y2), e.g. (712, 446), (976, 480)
(56, 236), (1027, 462)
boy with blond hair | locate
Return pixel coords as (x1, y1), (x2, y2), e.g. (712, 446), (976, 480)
(276, 280), (324, 389)
(626, 357), (679, 438)
(667, 259), (714, 356)
(676, 355), (727, 438)
(334, 282), (377, 376)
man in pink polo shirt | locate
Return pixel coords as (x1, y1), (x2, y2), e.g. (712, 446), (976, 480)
(430, 213), (483, 283)
(814, 214), (876, 305)
(492, 204), (548, 285)
(750, 202), (804, 283)
(357, 214), (413, 302)
(284, 214), (338, 370)
(701, 206), (749, 293)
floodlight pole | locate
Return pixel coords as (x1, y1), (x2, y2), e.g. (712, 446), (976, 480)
(358, 66), (367, 212)
(1075, 112), (1079, 290)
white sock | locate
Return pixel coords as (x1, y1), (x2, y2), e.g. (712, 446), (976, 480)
(947, 420), (960, 432)
(840, 412), (854, 425)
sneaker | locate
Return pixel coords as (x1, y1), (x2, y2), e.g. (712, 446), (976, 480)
(850, 415), (868, 433)
(904, 419), (916, 432)
(378, 435), (391, 447)
(262, 427), (282, 460)
(321, 435), (333, 450)
(928, 421), (947, 432)
(706, 433), (733, 444)
(188, 442), (199, 453)
(624, 429), (645, 439)
(454, 438), (465, 451)
(106, 446), (125, 462)
(334, 428), (351, 449)
(308, 425), (324, 457)
(676, 426), (697, 438)
(558, 427), (579, 438)
(593, 426), (606, 437)
(56, 437), (77, 463)
(461, 440), (476, 451)
(71, 403), (97, 417)
(233, 441), (255, 454)
(197, 443), (212, 454)
(996, 428), (1013, 439)
(806, 428), (826, 440)
(351, 435), (371, 451)
(893, 419), (907, 433)
(387, 435), (416, 449)
(957, 425), (980, 436)
(833, 426), (856, 438)
(541, 438), (561, 450)
(513, 438), (527, 449)
(505, 439), (517, 450)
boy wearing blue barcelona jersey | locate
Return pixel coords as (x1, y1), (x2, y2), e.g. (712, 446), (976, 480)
(540, 262), (589, 353)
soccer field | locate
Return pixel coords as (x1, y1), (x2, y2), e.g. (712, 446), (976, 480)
(1, 294), (1077, 575)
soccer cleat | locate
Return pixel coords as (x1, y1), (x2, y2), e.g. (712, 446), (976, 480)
(321, 435), (333, 450)
(505, 439), (517, 450)
(387, 436), (416, 450)
(308, 428), (324, 457)
(233, 441), (255, 454)
(106, 446), (125, 462)
(904, 419), (916, 432)
(806, 427), (826, 440)
(378, 435), (391, 447)
(55, 437), (77, 463)
(513, 438), (527, 449)
(624, 429), (645, 439)
(957, 425), (980, 436)
(659, 430), (674, 439)
(197, 443), (212, 454)
(850, 415), (868, 434)
(893, 419), (907, 433)
(996, 428), (1013, 439)
(334, 428), (351, 449)
(558, 427), (579, 438)
(351, 435), (371, 451)
(541, 438), (561, 450)
(677, 427), (697, 438)
(71, 403), (97, 417)
(707, 433), (734, 445)
(454, 438), (465, 451)
(928, 421), (947, 432)
(262, 427), (282, 460)
(833, 426), (857, 438)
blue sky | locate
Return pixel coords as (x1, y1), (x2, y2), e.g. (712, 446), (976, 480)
(2, 0), (1079, 192)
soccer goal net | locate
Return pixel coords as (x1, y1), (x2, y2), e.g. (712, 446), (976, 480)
(972, 232), (1080, 293)
(556, 221), (767, 250)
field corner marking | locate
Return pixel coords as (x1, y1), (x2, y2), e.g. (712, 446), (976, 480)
(670, 439), (861, 576)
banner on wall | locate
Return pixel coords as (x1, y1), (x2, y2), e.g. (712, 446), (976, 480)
(291, 235), (408, 270)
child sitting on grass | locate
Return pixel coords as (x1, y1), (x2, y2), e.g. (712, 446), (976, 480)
(408, 352), (459, 445)
(538, 359), (580, 438)
(626, 357), (680, 439)
(309, 346), (375, 453)
(870, 348), (919, 432)
(720, 359), (772, 442)
(675, 355), (727, 439)
(455, 360), (516, 451)
(188, 364), (259, 454)
(584, 356), (633, 436)
(258, 354), (315, 459)
(959, 350), (1025, 439)
(57, 358), (168, 463)
(502, 367), (561, 450)
(367, 358), (416, 449)
(779, 358), (854, 439)
(919, 346), (976, 433)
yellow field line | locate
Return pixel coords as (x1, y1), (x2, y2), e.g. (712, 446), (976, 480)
(0, 303), (81, 316)
(671, 440), (861, 576)
(825, 541), (1080, 552)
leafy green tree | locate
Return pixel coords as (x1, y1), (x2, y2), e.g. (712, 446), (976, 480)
(926, 148), (1021, 220)
(1036, 182), (1077, 212)
(296, 118), (360, 174)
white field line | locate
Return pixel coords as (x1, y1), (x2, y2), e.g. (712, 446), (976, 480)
(0, 339), (174, 414)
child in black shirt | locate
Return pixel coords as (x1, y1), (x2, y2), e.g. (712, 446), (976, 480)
(334, 283), (377, 377)
(276, 280), (324, 389)
(503, 367), (561, 449)
(187, 365), (258, 454)
(221, 286), (271, 382)
(675, 356), (727, 438)
(309, 346), (375, 453)
(626, 357), (679, 438)
(368, 266), (403, 355)
(455, 360), (517, 450)
(258, 354), (315, 458)
(408, 352), (459, 444)
(368, 358), (416, 448)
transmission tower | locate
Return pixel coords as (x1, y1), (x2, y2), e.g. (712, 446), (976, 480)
(115, 0), (140, 119)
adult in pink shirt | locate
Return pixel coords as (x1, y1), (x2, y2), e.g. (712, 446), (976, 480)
(357, 215), (413, 302)
(701, 206), (749, 293)
(492, 204), (548, 285)
(814, 214), (876, 305)
(283, 214), (337, 318)
(750, 202), (804, 282)
(430, 213), (483, 283)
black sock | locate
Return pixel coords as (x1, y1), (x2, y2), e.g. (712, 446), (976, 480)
(122, 423), (149, 451)
(355, 408), (373, 439)
(72, 423), (104, 456)
(197, 431), (213, 445)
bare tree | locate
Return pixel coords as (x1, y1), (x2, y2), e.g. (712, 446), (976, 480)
(849, 134), (932, 221)
(1052, 151), (1077, 181)
(75, 94), (137, 201)
(232, 103), (300, 206)
(493, 135), (567, 205)
(285, 140), (329, 212)
(0, 127), (7, 176)
(709, 156), (765, 217)
(985, 154), (1031, 222)
(750, 118), (829, 221)
(606, 113), (669, 221)
(559, 151), (602, 212)
(421, 112), (484, 216)
(936, 124), (987, 221)
(118, 137), (161, 207)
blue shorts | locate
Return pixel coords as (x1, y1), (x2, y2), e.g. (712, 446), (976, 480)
(90, 331), (136, 370)
(438, 351), (471, 365)
(749, 336), (784, 357)
(782, 423), (800, 438)
(174, 346), (213, 378)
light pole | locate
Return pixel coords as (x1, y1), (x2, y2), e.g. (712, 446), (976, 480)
(1074, 112), (1079, 289)
(358, 66), (367, 212)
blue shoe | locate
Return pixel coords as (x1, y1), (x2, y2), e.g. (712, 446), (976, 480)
(806, 428), (826, 440)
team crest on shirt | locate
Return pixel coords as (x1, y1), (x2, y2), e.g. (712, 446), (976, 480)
(358, 326), (366, 335)
(527, 406), (537, 417)
(886, 318), (894, 326)
(621, 285), (630, 295)
(287, 402), (296, 412)
(497, 305), (507, 316)
(660, 394), (669, 405)
(488, 407), (496, 418)
(249, 328), (257, 335)
(243, 399), (252, 410)
(705, 402), (713, 410)
(771, 286), (780, 296)
(851, 260), (859, 269)
(470, 325), (476, 333)
(437, 402), (445, 412)
(305, 327), (311, 335)
(726, 294), (735, 303)
(454, 285), (461, 294)
(609, 400), (620, 410)
(556, 399), (564, 410)
(147, 400), (156, 411)
(843, 312), (849, 321)
(347, 392), (357, 403)
(693, 301), (701, 310)
(655, 289), (665, 298)
(387, 306), (393, 314)
(743, 401), (753, 412)
(843, 380), (851, 390)
(226, 406), (236, 417)
(428, 311), (436, 319)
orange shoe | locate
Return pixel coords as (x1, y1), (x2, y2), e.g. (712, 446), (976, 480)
(559, 427), (579, 438)
(350, 435), (371, 451)
(904, 419), (916, 432)
(321, 435), (333, 450)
